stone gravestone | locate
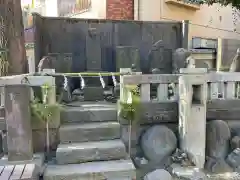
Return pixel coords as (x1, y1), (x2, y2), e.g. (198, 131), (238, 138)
(116, 46), (140, 73)
(172, 48), (191, 74)
(206, 120), (231, 159)
(5, 85), (33, 161)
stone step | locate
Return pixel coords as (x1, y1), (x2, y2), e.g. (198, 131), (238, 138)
(44, 159), (136, 180)
(56, 139), (127, 164)
(59, 122), (120, 143)
(61, 105), (117, 124)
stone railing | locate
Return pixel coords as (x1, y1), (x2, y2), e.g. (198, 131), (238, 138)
(119, 68), (240, 123)
(121, 69), (240, 102)
(0, 70), (56, 162)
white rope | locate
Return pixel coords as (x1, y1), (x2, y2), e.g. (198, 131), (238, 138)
(99, 73), (105, 88)
(79, 74), (85, 89)
(111, 73), (117, 87)
(63, 75), (68, 91)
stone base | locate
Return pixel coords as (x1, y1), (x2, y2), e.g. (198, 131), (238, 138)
(83, 86), (104, 101)
(44, 159), (136, 180)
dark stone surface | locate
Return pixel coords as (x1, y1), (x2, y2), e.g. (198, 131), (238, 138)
(207, 100), (240, 120)
(171, 164), (206, 180)
(206, 120), (231, 159)
(141, 125), (177, 162)
(116, 46), (140, 72)
(231, 136), (240, 151)
(226, 148), (240, 169)
(144, 169), (172, 180)
(205, 157), (233, 173)
(5, 85), (33, 161)
(172, 48), (190, 74)
(32, 128), (59, 153)
(83, 86), (104, 101)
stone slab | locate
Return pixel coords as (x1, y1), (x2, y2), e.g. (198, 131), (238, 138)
(207, 100), (240, 120)
(83, 86), (104, 101)
(118, 101), (178, 125)
(59, 122), (120, 143)
(206, 120), (231, 159)
(5, 85), (33, 161)
(118, 100), (240, 124)
(32, 128), (59, 153)
(44, 159), (136, 180)
(56, 139), (127, 164)
(61, 106), (117, 124)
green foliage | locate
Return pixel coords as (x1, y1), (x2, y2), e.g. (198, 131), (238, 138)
(30, 84), (61, 122)
(119, 85), (141, 122)
(30, 98), (60, 122)
(187, 0), (240, 9)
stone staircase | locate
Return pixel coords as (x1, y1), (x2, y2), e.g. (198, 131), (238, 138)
(44, 102), (136, 180)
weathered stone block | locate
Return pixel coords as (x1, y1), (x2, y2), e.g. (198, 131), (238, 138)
(32, 128), (59, 153)
(171, 164), (206, 180)
(61, 105), (117, 124)
(172, 48), (190, 74)
(231, 136), (240, 150)
(226, 148), (240, 169)
(144, 169), (172, 180)
(5, 85), (33, 161)
(83, 86), (104, 101)
(206, 120), (231, 159)
(116, 46), (140, 72)
(56, 140), (127, 164)
(59, 122), (120, 143)
(44, 159), (136, 180)
(119, 102), (178, 125)
(141, 125), (177, 162)
(205, 157), (233, 173)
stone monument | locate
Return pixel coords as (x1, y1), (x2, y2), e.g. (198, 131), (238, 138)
(178, 68), (207, 168)
(229, 48), (240, 72)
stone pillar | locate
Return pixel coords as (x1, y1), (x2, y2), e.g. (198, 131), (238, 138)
(178, 68), (207, 168)
(5, 85), (33, 161)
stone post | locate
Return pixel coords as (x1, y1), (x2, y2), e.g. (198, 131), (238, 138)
(5, 85), (33, 161)
(178, 68), (207, 168)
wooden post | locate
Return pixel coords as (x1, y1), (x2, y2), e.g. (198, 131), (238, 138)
(5, 85), (33, 161)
